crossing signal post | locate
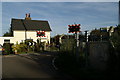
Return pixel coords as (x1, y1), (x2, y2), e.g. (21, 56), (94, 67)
(68, 24), (81, 62)
(68, 24), (81, 46)
(36, 30), (46, 51)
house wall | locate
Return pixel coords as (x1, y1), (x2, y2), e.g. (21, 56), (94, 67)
(0, 31), (51, 45)
(0, 37), (4, 45)
(12, 30), (50, 44)
(12, 31), (25, 44)
(0, 37), (14, 45)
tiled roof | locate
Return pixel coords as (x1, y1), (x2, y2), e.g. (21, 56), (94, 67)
(11, 18), (52, 31)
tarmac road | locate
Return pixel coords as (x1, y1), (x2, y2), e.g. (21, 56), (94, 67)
(2, 52), (73, 80)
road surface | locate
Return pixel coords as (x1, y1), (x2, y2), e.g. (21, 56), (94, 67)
(2, 52), (73, 80)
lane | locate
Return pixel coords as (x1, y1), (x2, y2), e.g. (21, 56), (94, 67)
(2, 53), (72, 80)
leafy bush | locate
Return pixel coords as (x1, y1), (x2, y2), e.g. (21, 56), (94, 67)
(111, 35), (120, 53)
(54, 38), (91, 78)
(50, 46), (58, 51)
(3, 43), (13, 55)
(55, 51), (86, 76)
(12, 42), (27, 54)
(60, 39), (76, 53)
(34, 42), (45, 52)
(110, 25), (120, 54)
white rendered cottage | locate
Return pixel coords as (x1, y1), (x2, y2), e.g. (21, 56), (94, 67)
(0, 14), (52, 45)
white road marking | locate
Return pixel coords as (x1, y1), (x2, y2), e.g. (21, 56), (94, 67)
(52, 57), (58, 70)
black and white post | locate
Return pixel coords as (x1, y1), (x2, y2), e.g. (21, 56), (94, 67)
(68, 24), (81, 62)
(75, 31), (80, 62)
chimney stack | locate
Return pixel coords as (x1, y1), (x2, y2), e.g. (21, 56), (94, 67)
(25, 13), (31, 20)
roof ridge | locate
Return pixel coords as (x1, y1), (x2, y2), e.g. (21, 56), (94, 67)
(12, 18), (48, 22)
(11, 18), (52, 31)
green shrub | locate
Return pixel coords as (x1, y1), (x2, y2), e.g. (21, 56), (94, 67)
(34, 42), (45, 52)
(60, 39), (76, 53)
(50, 46), (58, 51)
(3, 43), (13, 55)
(54, 38), (87, 77)
(12, 42), (27, 54)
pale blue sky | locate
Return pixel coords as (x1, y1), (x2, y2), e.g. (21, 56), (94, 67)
(1, 2), (119, 36)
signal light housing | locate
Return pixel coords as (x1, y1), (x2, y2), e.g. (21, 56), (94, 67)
(36, 31), (46, 37)
(68, 24), (81, 33)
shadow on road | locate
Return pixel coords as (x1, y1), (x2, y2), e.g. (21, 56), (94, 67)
(16, 51), (74, 80)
